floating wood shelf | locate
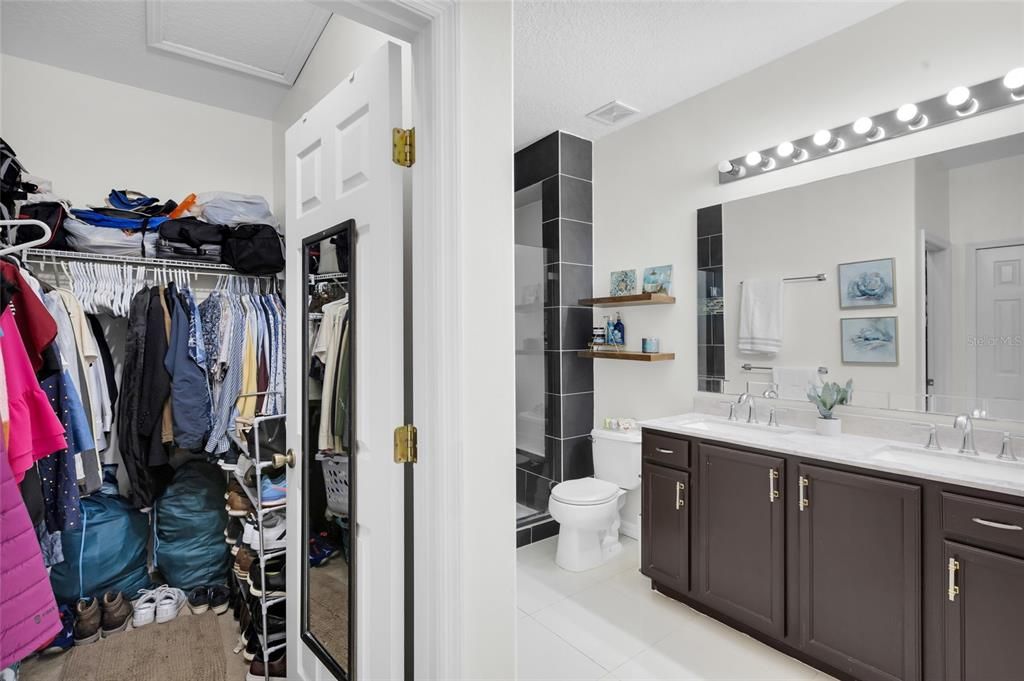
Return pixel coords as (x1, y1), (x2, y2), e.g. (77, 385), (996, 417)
(579, 293), (676, 307)
(579, 350), (675, 362)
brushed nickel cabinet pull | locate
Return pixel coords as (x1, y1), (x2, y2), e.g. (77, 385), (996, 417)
(655, 447), (674, 455)
(769, 469), (780, 503)
(948, 557), (960, 602)
(972, 517), (1023, 531)
(675, 482), (686, 510)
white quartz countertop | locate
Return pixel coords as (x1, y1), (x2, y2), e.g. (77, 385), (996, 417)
(640, 413), (1024, 499)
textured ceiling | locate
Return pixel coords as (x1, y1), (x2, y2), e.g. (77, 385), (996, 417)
(514, 0), (900, 148)
(0, 0), (330, 119)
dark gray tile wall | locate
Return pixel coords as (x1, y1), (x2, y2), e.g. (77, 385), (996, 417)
(515, 131), (595, 546)
(697, 204), (725, 394)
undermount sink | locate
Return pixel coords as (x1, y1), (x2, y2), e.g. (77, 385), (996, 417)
(868, 445), (1024, 485)
(672, 418), (797, 437)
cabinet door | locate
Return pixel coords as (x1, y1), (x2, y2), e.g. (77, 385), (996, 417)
(798, 464), (921, 681)
(944, 541), (1024, 681)
(697, 444), (785, 638)
(641, 463), (689, 593)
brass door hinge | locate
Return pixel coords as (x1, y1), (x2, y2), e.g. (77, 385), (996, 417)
(392, 127), (415, 167)
(394, 424), (418, 464)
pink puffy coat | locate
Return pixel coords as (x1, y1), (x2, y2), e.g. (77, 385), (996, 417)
(0, 433), (61, 668)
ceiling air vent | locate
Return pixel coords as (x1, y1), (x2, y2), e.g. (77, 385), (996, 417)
(586, 100), (640, 126)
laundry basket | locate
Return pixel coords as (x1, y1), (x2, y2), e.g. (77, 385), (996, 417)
(317, 453), (349, 517)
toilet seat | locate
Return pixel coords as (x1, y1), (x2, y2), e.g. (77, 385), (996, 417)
(551, 478), (620, 506)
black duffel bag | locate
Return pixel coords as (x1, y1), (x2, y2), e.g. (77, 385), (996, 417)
(157, 217), (225, 262)
(221, 223), (285, 275)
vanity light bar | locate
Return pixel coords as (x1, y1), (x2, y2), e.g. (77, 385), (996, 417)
(718, 68), (1024, 184)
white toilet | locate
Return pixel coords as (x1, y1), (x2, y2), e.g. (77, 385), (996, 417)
(548, 428), (642, 572)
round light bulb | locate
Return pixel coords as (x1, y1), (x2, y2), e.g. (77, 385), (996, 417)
(718, 160), (736, 174)
(745, 151), (763, 167)
(896, 103), (919, 123)
(1004, 67), (1024, 91)
(777, 141), (795, 157)
(813, 129), (832, 146)
(946, 86), (970, 107)
(853, 117), (873, 135)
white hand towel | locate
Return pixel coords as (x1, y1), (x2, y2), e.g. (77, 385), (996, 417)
(738, 278), (784, 355)
(773, 367), (823, 400)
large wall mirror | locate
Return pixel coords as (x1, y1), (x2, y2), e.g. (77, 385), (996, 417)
(697, 133), (1024, 422)
(302, 219), (354, 678)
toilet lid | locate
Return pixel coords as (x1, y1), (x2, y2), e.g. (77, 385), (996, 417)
(551, 478), (620, 506)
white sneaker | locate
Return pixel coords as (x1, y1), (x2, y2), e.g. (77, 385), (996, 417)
(248, 513), (287, 552)
(155, 587), (187, 624)
(132, 586), (168, 628)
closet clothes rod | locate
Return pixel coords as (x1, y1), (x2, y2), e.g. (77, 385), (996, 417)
(18, 248), (277, 278)
(742, 363), (829, 375)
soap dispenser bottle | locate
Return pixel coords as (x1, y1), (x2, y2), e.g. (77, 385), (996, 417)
(611, 312), (626, 347)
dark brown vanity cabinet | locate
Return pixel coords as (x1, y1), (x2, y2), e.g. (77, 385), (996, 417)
(697, 444), (785, 639)
(641, 463), (689, 593)
(796, 464), (921, 681)
(943, 542), (1024, 681)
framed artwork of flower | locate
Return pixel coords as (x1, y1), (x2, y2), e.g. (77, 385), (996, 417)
(841, 316), (899, 365)
(838, 258), (896, 308)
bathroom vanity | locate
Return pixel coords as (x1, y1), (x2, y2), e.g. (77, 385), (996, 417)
(640, 415), (1024, 681)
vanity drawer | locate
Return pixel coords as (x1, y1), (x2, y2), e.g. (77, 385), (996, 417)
(643, 432), (691, 469)
(942, 492), (1024, 556)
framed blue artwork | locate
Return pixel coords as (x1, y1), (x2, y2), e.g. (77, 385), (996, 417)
(841, 316), (899, 365)
(642, 265), (673, 295)
(838, 258), (896, 308)
(610, 270), (637, 296)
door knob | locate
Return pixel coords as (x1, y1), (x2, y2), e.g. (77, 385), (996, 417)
(273, 449), (296, 469)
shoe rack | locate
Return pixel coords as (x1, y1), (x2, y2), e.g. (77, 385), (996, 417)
(230, 412), (288, 681)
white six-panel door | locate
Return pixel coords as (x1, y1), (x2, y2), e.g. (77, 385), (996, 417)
(284, 41), (406, 680)
(976, 244), (1024, 403)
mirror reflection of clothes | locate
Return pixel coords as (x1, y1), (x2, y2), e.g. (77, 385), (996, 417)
(312, 299), (349, 452)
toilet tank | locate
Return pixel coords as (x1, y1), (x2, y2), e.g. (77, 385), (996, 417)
(592, 428), (642, 490)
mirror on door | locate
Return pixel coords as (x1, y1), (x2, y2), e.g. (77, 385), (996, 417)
(302, 219), (354, 678)
(697, 132), (1024, 422)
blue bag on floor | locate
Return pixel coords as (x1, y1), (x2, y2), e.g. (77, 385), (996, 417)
(49, 494), (152, 604)
(153, 462), (230, 590)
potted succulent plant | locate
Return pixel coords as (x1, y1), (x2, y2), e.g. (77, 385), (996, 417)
(806, 380), (854, 436)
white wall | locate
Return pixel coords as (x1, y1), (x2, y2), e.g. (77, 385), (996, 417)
(1, 56), (274, 208)
(593, 1), (1024, 422)
(458, 2), (517, 677)
(722, 161), (919, 397)
(948, 153), (1024, 397)
(270, 14), (394, 218)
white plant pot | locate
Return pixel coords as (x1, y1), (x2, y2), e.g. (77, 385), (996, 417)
(815, 417), (842, 437)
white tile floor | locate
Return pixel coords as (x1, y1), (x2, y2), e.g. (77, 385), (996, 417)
(517, 537), (836, 681)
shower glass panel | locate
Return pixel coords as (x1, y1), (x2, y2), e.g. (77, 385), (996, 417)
(515, 184), (555, 528)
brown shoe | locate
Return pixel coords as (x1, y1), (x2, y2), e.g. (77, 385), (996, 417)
(247, 651), (286, 681)
(234, 546), (255, 578)
(73, 597), (102, 645)
(100, 591), (133, 636)
(226, 490), (253, 517)
(225, 478), (245, 501)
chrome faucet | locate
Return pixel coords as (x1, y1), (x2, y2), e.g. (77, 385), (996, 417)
(737, 393), (758, 424)
(998, 432), (1018, 462)
(953, 414), (978, 456)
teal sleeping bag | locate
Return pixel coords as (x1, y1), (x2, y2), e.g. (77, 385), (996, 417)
(50, 494), (152, 604)
(154, 462), (230, 590)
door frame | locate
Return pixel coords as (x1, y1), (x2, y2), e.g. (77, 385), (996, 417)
(965, 237), (1024, 401)
(313, 2), (467, 678)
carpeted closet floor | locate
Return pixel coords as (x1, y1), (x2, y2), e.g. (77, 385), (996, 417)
(18, 608), (249, 681)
